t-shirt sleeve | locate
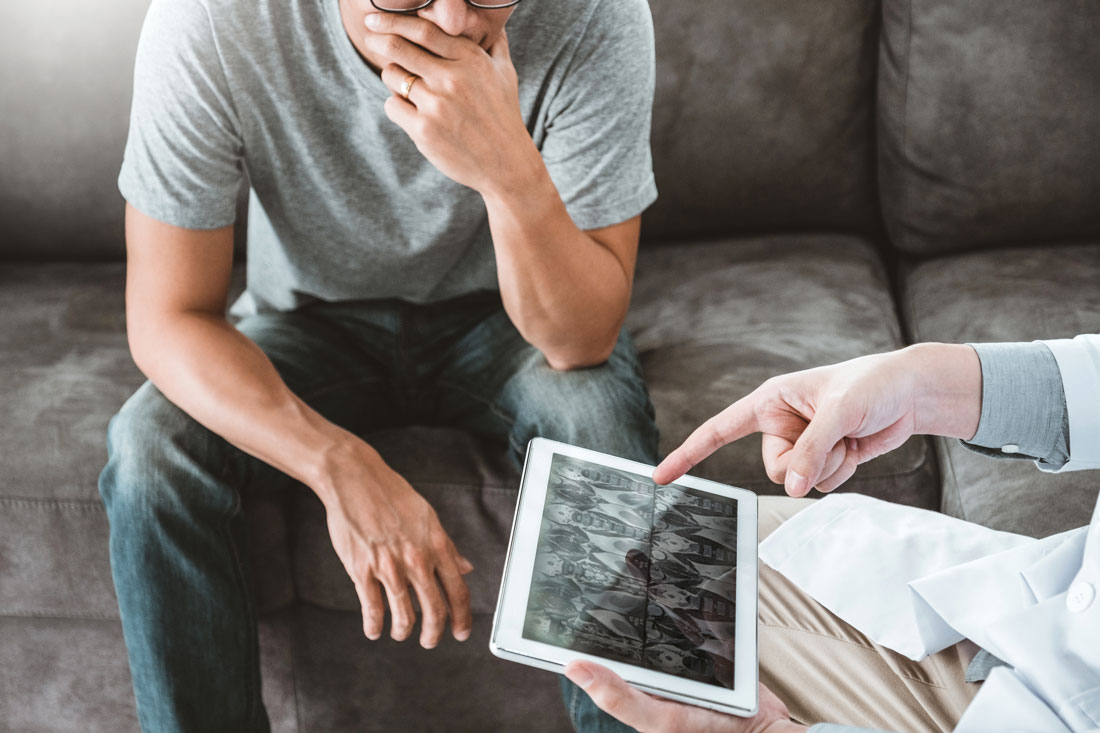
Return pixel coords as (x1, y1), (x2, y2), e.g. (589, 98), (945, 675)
(539, 0), (658, 231)
(118, 0), (244, 229)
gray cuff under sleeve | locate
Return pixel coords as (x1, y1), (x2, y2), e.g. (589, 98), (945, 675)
(961, 342), (1069, 469)
(965, 648), (1011, 682)
(807, 725), (891, 733)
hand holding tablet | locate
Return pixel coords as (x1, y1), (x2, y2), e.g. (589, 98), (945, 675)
(491, 439), (759, 717)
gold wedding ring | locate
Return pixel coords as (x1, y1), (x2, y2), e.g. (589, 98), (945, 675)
(399, 73), (420, 101)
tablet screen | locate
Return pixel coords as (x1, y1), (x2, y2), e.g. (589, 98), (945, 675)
(523, 454), (739, 689)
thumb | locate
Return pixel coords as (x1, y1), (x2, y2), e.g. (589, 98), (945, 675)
(564, 661), (659, 731)
(785, 406), (853, 497)
(490, 28), (511, 64)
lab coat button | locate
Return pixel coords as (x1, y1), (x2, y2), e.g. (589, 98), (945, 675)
(1067, 582), (1095, 613)
(1001, 444), (1020, 454)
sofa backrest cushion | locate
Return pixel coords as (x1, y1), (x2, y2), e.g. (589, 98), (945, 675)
(641, 0), (881, 242)
(878, 0), (1100, 256)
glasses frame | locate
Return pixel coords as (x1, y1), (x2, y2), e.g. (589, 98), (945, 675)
(369, 0), (521, 12)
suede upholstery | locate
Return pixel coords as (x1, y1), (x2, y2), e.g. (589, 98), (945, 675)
(901, 244), (1100, 536)
(878, 0), (1100, 255)
(643, 0), (880, 241)
(2, 0), (1098, 730)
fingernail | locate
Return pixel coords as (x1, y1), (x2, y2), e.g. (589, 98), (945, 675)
(456, 628), (470, 642)
(365, 14), (381, 29)
(568, 665), (594, 689)
(787, 470), (808, 497)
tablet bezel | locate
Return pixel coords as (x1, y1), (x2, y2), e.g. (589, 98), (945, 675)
(490, 438), (759, 717)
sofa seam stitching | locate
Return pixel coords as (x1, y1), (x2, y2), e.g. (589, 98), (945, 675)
(0, 609), (119, 620)
(0, 498), (106, 511)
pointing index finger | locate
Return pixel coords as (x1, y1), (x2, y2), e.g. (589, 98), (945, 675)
(652, 395), (760, 485)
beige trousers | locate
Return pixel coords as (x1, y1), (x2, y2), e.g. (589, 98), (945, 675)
(757, 496), (981, 733)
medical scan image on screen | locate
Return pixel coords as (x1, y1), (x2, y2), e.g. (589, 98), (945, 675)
(523, 454), (739, 688)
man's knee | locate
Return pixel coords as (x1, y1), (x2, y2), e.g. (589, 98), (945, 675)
(511, 337), (658, 463)
(99, 382), (234, 518)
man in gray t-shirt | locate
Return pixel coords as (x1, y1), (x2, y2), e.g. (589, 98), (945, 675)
(100, 0), (657, 730)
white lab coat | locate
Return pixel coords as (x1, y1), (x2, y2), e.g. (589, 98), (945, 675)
(759, 335), (1100, 732)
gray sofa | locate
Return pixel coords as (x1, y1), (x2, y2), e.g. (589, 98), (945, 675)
(2, 0), (1098, 730)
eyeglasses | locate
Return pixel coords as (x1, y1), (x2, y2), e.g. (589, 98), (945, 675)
(370, 0), (521, 12)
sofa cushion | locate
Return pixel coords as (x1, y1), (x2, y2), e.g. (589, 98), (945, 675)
(0, 263), (293, 619)
(0, 616), (140, 731)
(878, 0), (1100, 256)
(642, 0), (880, 241)
(901, 243), (1100, 535)
(0, 610), (300, 733)
(289, 608), (569, 733)
(630, 235), (938, 505)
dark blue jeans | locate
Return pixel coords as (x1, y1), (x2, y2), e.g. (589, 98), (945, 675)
(99, 292), (657, 732)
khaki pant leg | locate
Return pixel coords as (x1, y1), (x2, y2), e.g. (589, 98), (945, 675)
(756, 496), (981, 733)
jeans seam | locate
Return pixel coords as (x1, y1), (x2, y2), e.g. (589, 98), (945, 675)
(435, 376), (518, 431)
(220, 457), (264, 730)
(569, 681), (582, 726)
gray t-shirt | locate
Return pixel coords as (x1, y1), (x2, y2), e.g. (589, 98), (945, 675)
(119, 0), (658, 313)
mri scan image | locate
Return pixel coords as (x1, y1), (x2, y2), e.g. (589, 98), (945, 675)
(523, 454), (739, 688)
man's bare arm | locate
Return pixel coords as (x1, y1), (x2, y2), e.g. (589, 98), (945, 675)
(483, 180), (639, 372)
(363, 15), (639, 370)
(124, 203), (473, 648)
(125, 204), (348, 486)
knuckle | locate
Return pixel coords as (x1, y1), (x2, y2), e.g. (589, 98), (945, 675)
(376, 551), (399, 579)
(402, 544), (428, 570)
(382, 34), (403, 57)
(418, 23), (439, 46)
(424, 607), (444, 627)
(430, 531), (451, 554)
(599, 691), (626, 718)
(437, 73), (458, 95)
(656, 707), (680, 731)
(765, 464), (786, 484)
(451, 583), (470, 607)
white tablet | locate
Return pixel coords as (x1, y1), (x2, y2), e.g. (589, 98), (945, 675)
(490, 438), (759, 717)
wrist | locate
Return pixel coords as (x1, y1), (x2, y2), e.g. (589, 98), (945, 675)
(479, 134), (549, 206)
(905, 342), (982, 439)
(304, 428), (383, 506)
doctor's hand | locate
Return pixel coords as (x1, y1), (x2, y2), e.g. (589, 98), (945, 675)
(652, 344), (982, 496)
(564, 661), (805, 733)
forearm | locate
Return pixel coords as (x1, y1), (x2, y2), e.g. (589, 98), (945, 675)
(482, 148), (632, 370)
(904, 342), (983, 439)
(128, 311), (373, 503)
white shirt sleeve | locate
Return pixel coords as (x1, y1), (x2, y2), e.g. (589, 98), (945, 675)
(1039, 335), (1100, 472)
